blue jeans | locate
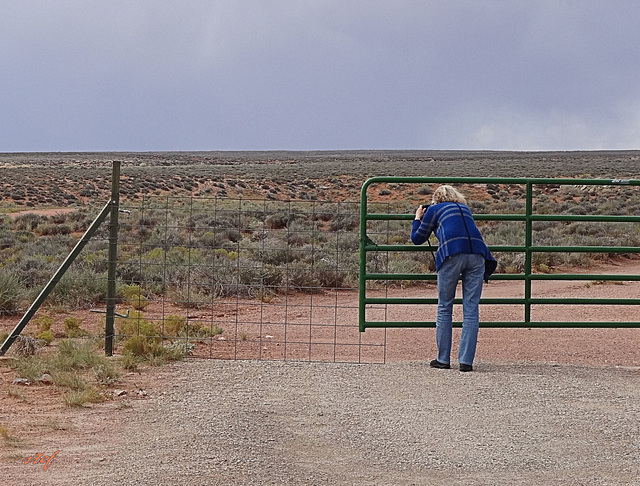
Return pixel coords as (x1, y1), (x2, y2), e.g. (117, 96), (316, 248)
(436, 253), (485, 366)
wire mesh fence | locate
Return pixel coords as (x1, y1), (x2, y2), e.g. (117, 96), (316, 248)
(0, 197), (403, 362)
(109, 196), (387, 363)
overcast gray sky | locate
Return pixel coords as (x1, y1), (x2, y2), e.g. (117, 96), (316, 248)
(1, 1), (639, 152)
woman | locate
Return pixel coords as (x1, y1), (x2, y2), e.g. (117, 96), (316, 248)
(411, 185), (497, 372)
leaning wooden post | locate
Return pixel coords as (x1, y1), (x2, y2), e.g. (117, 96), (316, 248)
(104, 160), (121, 356)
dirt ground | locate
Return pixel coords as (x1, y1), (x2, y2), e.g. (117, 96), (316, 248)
(1, 260), (639, 484)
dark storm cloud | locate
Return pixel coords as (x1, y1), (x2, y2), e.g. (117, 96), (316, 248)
(1, 0), (639, 151)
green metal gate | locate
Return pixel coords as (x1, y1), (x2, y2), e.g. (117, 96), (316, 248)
(359, 177), (640, 331)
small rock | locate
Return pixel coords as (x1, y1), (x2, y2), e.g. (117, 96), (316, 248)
(217, 336), (226, 341)
(12, 378), (31, 386)
(136, 389), (148, 397)
(39, 373), (53, 384)
(114, 389), (127, 397)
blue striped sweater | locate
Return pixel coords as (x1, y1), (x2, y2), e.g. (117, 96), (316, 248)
(411, 202), (497, 282)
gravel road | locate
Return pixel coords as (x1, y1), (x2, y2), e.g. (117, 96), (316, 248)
(26, 359), (640, 486)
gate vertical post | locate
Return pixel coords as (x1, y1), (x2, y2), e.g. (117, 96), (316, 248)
(524, 181), (533, 323)
(105, 160), (121, 356)
(358, 181), (369, 332)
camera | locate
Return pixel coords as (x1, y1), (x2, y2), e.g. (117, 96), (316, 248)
(421, 204), (430, 210)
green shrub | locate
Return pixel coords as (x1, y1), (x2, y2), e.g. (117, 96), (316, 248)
(116, 311), (160, 340)
(37, 330), (54, 345)
(161, 314), (222, 339)
(33, 314), (54, 332)
(122, 335), (155, 356)
(9, 355), (45, 381)
(163, 314), (186, 336)
(54, 372), (88, 390)
(64, 317), (88, 338)
(63, 386), (104, 407)
(120, 352), (140, 371)
(120, 284), (150, 310)
(52, 340), (108, 371)
(121, 336), (190, 367)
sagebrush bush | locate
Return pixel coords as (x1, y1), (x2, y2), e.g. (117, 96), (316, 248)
(12, 213), (48, 231)
(0, 269), (25, 315)
(54, 371), (88, 390)
(9, 253), (58, 289)
(259, 237), (294, 266)
(168, 285), (213, 309)
(63, 386), (103, 407)
(417, 185), (433, 196)
(121, 336), (190, 368)
(47, 269), (107, 310)
(265, 212), (292, 229)
(287, 262), (320, 292)
(52, 339), (109, 371)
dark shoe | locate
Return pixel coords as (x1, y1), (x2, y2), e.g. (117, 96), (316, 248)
(459, 363), (473, 372)
(430, 359), (451, 369)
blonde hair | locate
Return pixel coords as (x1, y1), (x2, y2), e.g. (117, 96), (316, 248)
(432, 185), (467, 205)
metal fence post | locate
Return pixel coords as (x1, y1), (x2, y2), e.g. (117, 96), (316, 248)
(104, 161), (121, 356)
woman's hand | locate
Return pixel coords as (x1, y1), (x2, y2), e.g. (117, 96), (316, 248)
(415, 205), (426, 221)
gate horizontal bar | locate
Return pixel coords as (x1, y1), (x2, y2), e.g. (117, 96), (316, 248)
(365, 213), (640, 223)
(364, 273), (640, 281)
(364, 244), (527, 252)
(530, 274), (640, 281)
(362, 321), (640, 328)
(361, 176), (640, 186)
(364, 244), (640, 253)
(364, 297), (640, 305)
